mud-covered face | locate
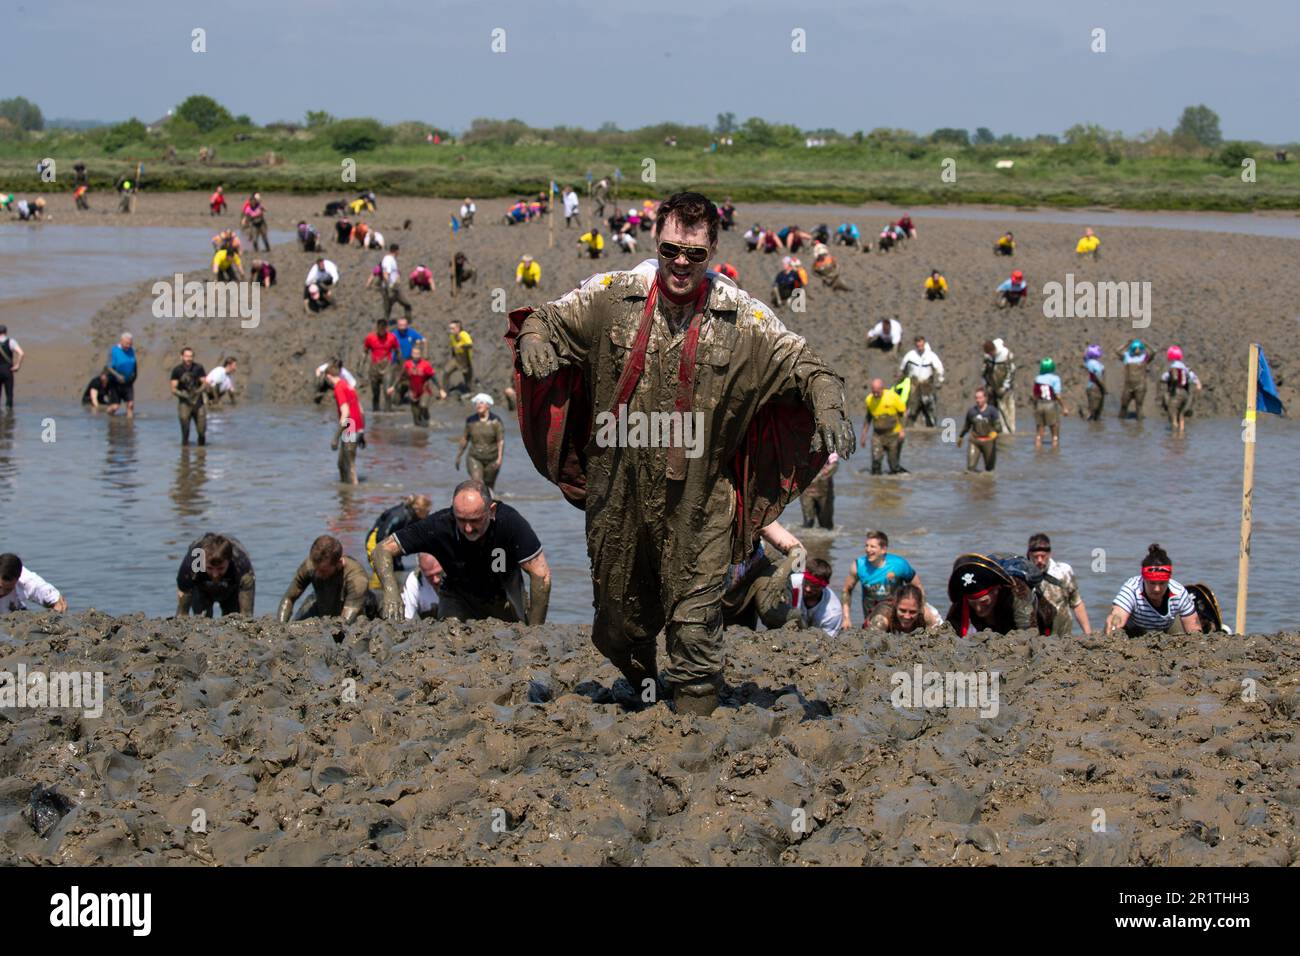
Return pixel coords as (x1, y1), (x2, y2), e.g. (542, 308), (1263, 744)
(1029, 548), (1050, 571)
(969, 587), (1000, 617)
(0, 577), (15, 598)
(656, 214), (715, 299)
(895, 596), (920, 631)
(975, 390), (988, 409)
(475, 401), (490, 416)
(313, 558), (341, 580)
(206, 558), (229, 581)
(803, 580), (825, 608)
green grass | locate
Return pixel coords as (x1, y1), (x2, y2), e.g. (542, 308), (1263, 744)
(4, 126), (1299, 212)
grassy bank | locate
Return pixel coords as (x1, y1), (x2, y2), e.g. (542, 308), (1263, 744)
(5, 123), (1299, 212)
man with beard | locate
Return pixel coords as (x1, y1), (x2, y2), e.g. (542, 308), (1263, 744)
(507, 191), (855, 715)
(170, 347), (208, 446)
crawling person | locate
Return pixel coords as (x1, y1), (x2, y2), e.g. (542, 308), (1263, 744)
(277, 535), (377, 623)
(176, 533), (255, 617)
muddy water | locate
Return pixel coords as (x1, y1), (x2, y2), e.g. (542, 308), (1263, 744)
(0, 397), (1295, 631)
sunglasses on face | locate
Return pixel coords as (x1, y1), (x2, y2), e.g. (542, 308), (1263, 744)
(657, 241), (711, 264)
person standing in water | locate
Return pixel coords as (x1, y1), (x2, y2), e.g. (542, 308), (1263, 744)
(109, 332), (138, 417)
(0, 326), (25, 410)
(170, 347), (208, 446)
(325, 363), (365, 484)
(456, 393), (505, 491)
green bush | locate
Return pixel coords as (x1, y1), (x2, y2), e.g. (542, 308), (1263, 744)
(175, 95), (235, 134)
(101, 118), (148, 154)
(325, 118), (391, 153)
(1218, 141), (1253, 169)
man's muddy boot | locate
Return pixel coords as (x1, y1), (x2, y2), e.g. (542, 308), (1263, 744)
(672, 676), (722, 717)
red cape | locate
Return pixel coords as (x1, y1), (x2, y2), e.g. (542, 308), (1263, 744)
(505, 307), (827, 556)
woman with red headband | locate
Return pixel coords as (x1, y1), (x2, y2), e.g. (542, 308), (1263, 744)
(1105, 543), (1201, 636)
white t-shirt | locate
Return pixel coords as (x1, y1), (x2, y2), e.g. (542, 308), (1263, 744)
(0, 335), (19, 355)
(563, 191), (580, 216)
(315, 363), (357, 388)
(2, 567), (61, 612)
(205, 366), (234, 393)
(381, 254), (400, 286)
(461, 202), (475, 218)
(869, 319), (902, 345)
(402, 569), (440, 619)
(306, 261), (340, 286)
(800, 588), (843, 636)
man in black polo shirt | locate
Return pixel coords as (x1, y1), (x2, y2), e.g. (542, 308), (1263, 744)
(371, 479), (551, 624)
(175, 532), (256, 616)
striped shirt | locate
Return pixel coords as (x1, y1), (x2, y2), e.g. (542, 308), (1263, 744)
(1113, 575), (1195, 632)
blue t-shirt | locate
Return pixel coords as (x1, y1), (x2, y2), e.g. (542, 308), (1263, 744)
(110, 345), (137, 381)
(854, 553), (916, 614)
(1084, 358), (1105, 389)
(392, 327), (426, 361)
(997, 279), (1028, 294)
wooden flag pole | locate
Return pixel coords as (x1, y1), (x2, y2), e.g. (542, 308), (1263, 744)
(1235, 343), (1259, 634)
(548, 182), (555, 249)
(449, 211), (457, 299)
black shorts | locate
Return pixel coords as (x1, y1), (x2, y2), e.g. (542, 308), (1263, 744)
(118, 381), (135, 402)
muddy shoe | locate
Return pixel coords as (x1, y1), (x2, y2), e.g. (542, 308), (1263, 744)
(672, 680), (721, 717)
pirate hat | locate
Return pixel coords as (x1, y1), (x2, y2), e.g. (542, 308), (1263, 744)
(948, 553), (1014, 605)
(1186, 582), (1224, 632)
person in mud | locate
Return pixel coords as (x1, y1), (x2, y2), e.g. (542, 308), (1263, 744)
(877, 224), (897, 253)
(996, 269), (1028, 307)
(391, 344), (444, 426)
(591, 176), (612, 218)
(578, 227), (605, 259)
(170, 347), (208, 446)
(513, 191), (854, 715)
(1105, 543), (1202, 636)
(811, 242), (850, 290)
(1115, 338), (1154, 420)
(74, 185), (90, 211)
(250, 259), (276, 287)
(923, 269), (949, 301)
(899, 335), (945, 427)
(982, 338), (1017, 433)
(717, 198), (736, 230)
(771, 256), (806, 306)
(278, 535), (376, 623)
(444, 320), (476, 393)
(743, 223), (764, 252)
(868, 583), (944, 634)
(1160, 345), (1202, 437)
(108, 332), (137, 417)
(958, 387), (1003, 472)
(460, 197), (476, 227)
(306, 257), (339, 297)
(835, 222), (862, 248)
(313, 358), (356, 403)
(455, 393), (505, 490)
(211, 228), (242, 254)
(303, 283), (331, 314)
(722, 521), (806, 632)
(778, 225), (813, 253)
(211, 244), (243, 282)
(0, 326), (23, 409)
(1082, 344), (1106, 421)
(1026, 534), (1091, 636)
(73, 162), (88, 187)
(297, 220), (320, 252)
(897, 214), (917, 239)
(945, 554), (1050, 636)
(811, 223), (831, 244)
(241, 192), (270, 252)
(409, 263), (435, 292)
(0, 553), (68, 613)
(204, 357), (238, 405)
(325, 363), (365, 484)
(800, 452), (837, 529)
(363, 318), (400, 413)
(994, 231), (1015, 256)
(210, 186), (227, 215)
(840, 530), (921, 629)
(795, 556), (842, 636)
(372, 479), (552, 625)
(14, 197), (46, 221)
(867, 317), (902, 353)
(1031, 357), (1070, 448)
(516, 255), (541, 288)
(381, 243), (414, 322)
(82, 367), (122, 413)
(452, 253), (475, 289)
(1076, 227), (1101, 259)
(333, 216), (353, 244)
(176, 533), (255, 617)
(402, 552), (444, 619)
(115, 175), (135, 213)
(390, 315), (425, 370)
(562, 184), (581, 227)
(364, 494), (433, 588)
(861, 378), (908, 475)
(613, 228), (639, 255)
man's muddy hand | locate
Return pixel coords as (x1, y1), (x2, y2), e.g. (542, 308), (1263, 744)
(811, 410), (856, 457)
(519, 332), (559, 378)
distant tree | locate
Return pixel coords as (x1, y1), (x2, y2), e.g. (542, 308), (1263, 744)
(101, 118), (148, 153)
(233, 114), (252, 126)
(598, 121), (619, 133)
(324, 118), (391, 153)
(1175, 105), (1222, 148)
(305, 110), (336, 129)
(1063, 123), (1113, 145)
(0, 96), (44, 132)
(930, 127), (970, 146)
(175, 95), (234, 133)
(973, 127), (995, 145)
(715, 112), (736, 135)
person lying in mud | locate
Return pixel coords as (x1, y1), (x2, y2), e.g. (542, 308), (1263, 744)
(249, 259), (276, 287)
(323, 199), (348, 217)
(945, 554), (1054, 636)
(796, 556), (842, 636)
(277, 535), (377, 623)
(305, 257), (339, 297)
(812, 243), (849, 290)
(512, 191), (854, 716)
(778, 225), (813, 253)
(835, 222), (862, 248)
(1104, 543), (1202, 637)
(0, 553), (67, 613)
(176, 533), (254, 617)
(403, 553), (444, 620)
(868, 584), (944, 634)
(722, 520), (807, 632)
(82, 367), (123, 413)
(372, 480), (551, 626)
(364, 494), (433, 587)
(455, 394), (505, 491)
(211, 245), (243, 282)
(333, 216), (352, 243)
(14, 197), (46, 221)
(314, 359), (357, 403)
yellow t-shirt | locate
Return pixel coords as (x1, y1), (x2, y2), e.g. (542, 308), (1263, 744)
(865, 390), (907, 433)
(580, 231), (605, 252)
(925, 275), (949, 293)
(1076, 235), (1100, 254)
(450, 330), (474, 357)
(516, 261), (541, 283)
(212, 249), (240, 271)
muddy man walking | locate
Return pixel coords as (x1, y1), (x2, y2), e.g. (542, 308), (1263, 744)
(512, 192), (855, 716)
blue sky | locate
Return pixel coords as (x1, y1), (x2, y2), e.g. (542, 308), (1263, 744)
(9, 0), (1297, 141)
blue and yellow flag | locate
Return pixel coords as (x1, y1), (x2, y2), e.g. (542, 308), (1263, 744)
(1257, 346), (1284, 415)
(450, 214), (460, 233)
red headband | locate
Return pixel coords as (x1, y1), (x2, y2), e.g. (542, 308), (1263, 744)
(1141, 565), (1172, 582)
(802, 573), (829, 589)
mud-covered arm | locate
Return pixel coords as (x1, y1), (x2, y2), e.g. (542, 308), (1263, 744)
(520, 551), (551, 625)
(340, 564), (369, 624)
(277, 561), (312, 623)
(745, 312), (853, 455)
(372, 535), (404, 619)
(1011, 579), (1034, 630)
(517, 279), (608, 372)
(238, 572), (256, 616)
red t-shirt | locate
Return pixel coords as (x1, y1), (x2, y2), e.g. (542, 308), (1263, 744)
(364, 332), (399, 365)
(334, 380), (365, 434)
(404, 359), (436, 398)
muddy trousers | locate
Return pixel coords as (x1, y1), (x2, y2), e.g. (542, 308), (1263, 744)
(993, 390), (1016, 432)
(1165, 390), (1190, 426)
(178, 400), (207, 444)
(368, 363), (397, 411)
(337, 434), (362, 481)
(1086, 388), (1105, 421)
(871, 431), (904, 473)
(467, 455), (500, 491)
(1118, 382), (1146, 420)
(443, 356), (476, 393)
(0, 367), (12, 408)
(967, 437), (997, 472)
(410, 390), (431, 426)
(382, 284), (412, 320)
(800, 480), (834, 529)
(907, 381), (937, 426)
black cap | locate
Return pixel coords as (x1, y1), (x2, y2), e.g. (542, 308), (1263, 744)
(947, 553), (1014, 604)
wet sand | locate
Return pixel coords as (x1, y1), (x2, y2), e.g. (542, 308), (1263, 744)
(2, 612), (1296, 865)
(8, 191), (1297, 415)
